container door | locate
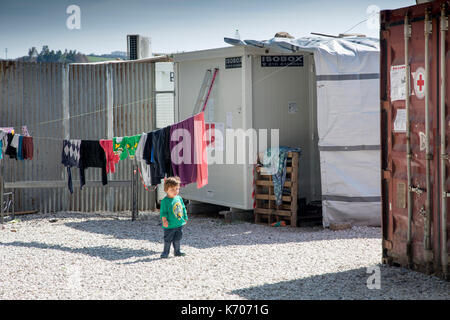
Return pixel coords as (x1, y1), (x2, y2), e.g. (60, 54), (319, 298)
(381, 2), (449, 277)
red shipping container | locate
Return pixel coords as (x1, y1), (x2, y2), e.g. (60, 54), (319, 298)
(381, 0), (449, 280)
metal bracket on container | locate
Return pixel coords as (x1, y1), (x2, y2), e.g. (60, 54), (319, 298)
(425, 13), (432, 35)
(441, 11), (448, 31)
(444, 191), (450, 198)
(442, 153), (450, 160)
(419, 206), (426, 217)
(409, 185), (425, 195)
(405, 22), (411, 39)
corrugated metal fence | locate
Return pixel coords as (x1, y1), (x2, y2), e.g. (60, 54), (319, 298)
(0, 57), (171, 213)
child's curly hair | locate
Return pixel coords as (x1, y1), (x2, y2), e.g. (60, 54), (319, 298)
(164, 176), (181, 192)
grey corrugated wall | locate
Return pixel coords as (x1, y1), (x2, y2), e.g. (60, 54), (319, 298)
(0, 59), (164, 213)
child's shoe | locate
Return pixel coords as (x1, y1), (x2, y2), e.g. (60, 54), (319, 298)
(174, 251), (186, 257)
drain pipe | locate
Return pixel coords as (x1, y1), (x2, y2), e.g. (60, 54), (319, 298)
(405, 14), (413, 266)
(424, 10), (433, 255)
(440, 5), (449, 279)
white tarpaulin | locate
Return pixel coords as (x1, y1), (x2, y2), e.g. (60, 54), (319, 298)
(225, 36), (381, 227)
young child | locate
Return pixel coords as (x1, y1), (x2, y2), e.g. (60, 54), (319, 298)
(160, 176), (188, 258)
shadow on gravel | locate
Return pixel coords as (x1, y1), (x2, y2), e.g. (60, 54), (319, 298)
(229, 265), (450, 300)
(62, 213), (381, 249)
(0, 241), (158, 261)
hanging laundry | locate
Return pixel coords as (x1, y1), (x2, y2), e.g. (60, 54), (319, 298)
(21, 125), (30, 137)
(17, 135), (24, 160)
(0, 130), (6, 161)
(113, 135), (141, 160)
(149, 127), (171, 186)
(113, 136), (124, 156)
(261, 146), (301, 206)
(22, 136), (33, 160)
(99, 140), (120, 174)
(61, 139), (81, 194)
(163, 125), (174, 177)
(143, 131), (153, 165)
(5, 133), (17, 160)
(135, 132), (152, 186)
(11, 133), (19, 149)
(194, 112), (208, 188)
(79, 140), (108, 190)
(170, 115), (197, 187)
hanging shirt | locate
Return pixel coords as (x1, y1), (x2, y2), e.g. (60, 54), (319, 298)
(170, 115), (197, 187)
(61, 139), (81, 194)
(99, 140), (120, 174)
(163, 125), (174, 177)
(79, 140), (108, 190)
(135, 133), (152, 186)
(194, 112), (208, 188)
(150, 127), (170, 185)
(11, 134), (19, 148)
(113, 135), (141, 160)
(5, 133), (17, 160)
(143, 131), (154, 165)
(22, 136), (33, 160)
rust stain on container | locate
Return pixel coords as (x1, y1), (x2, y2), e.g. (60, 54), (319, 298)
(381, 0), (450, 280)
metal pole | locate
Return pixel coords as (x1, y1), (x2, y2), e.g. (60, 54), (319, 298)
(405, 14), (414, 266)
(11, 190), (15, 221)
(440, 4), (449, 279)
(424, 10), (432, 253)
(131, 164), (138, 221)
(131, 165), (135, 221)
(0, 162), (4, 225)
(134, 163), (139, 220)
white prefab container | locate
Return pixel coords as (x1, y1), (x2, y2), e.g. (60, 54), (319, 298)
(173, 46), (322, 210)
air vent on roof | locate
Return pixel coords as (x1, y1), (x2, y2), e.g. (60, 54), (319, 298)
(127, 35), (152, 60)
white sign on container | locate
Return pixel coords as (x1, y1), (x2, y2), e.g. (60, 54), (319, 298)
(390, 65), (406, 101)
(393, 108), (406, 132)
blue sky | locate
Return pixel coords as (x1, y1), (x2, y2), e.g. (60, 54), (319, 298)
(0, 0), (415, 59)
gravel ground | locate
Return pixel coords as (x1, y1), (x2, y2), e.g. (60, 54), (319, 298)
(0, 211), (449, 300)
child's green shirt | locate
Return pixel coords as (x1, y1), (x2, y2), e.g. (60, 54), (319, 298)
(160, 195), (188, 229)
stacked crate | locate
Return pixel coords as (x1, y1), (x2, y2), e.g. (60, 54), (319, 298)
(254, 151), (299, 227)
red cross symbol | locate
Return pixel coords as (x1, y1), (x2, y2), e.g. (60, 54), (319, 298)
(417, 74), (425, 91)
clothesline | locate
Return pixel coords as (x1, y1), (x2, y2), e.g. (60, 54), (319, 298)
(1, 111), (209, 194)
(7, 96), (157, 130)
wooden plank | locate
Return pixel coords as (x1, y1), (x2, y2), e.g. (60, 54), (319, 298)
(255, 194), (292, 202)
(256, 180), (292, 187)
(5, 210), (38, 216)
(255, 208), (292, 217)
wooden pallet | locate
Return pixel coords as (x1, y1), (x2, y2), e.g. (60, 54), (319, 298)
(254, 151), (299, 227)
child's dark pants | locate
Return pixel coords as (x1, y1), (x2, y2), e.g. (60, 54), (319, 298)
(161, 226), (183, 256)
